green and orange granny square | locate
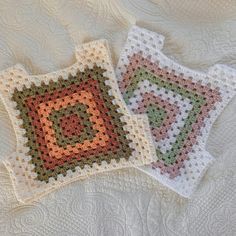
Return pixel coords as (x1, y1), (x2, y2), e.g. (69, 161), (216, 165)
(0, 40), (155, 202)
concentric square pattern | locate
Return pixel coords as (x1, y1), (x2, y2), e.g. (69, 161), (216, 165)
(119, 53), (222, 178)
(12, 66), (133, 182)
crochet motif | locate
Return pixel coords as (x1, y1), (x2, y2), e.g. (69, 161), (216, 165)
(116, 26), (236, 197)
(0, 40), (156, 202)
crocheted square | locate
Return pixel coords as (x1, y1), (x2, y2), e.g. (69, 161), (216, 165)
(0, 40), (156, 202)
(116, 26), (236, 197)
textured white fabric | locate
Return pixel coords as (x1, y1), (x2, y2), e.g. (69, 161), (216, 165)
(0, 1), (236, 235)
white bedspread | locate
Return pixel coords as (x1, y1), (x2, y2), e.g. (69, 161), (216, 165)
(0, 1), (236, 235)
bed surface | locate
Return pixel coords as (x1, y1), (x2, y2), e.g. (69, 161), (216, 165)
(0, 1), (236, 235)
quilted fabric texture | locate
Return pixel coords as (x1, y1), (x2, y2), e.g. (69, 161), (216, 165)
(1, 1), (236, 235)
(116, 26), (236, 197)
(0, 39), (156, 203)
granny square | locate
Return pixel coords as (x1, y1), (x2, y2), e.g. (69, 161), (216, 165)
(116, 26), (236, 197)
(0, 40), (156, 202)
